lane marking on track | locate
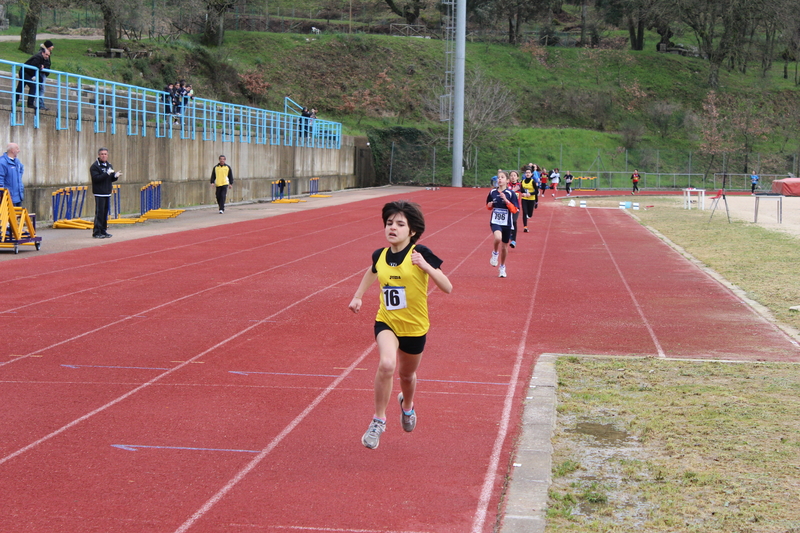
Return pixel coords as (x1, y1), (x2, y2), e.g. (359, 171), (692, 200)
(0, 274), (363, 467)
(229, 524), (430, 532)
(0, 197), (481, 468)
(171, 343), (378, 533)
(172, 204), (487, 533)
(586, 209), (666, 358)
(229, 371), (340, 377)
(418, 378), (508, 386)
(111, 444), (261, 453)
(0, 214), (377, 318)
(0, 230), (381, 370)
(0, 204), (366, 287)
(471, 197), (554, 533)
(62, 364), (170, 370)
(0, 193), (477, 371)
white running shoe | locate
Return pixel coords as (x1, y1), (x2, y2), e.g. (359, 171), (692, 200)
(490, 253), (498, 267)
(362, 418), (386, 449)
(498, 265), (507, 278)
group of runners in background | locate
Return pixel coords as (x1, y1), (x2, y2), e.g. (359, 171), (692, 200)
(487, 164), (574, 279)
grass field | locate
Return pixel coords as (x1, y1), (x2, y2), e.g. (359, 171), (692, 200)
(545, 197), (800, 531)
(547, 357), (800, 532)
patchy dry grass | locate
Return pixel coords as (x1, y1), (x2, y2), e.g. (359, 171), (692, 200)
(547, 357), (800, 532)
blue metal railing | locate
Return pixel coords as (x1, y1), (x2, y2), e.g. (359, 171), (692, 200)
(2, 59), (342, 149)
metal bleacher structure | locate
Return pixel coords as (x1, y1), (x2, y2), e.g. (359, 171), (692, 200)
(1, 59), (342, 149)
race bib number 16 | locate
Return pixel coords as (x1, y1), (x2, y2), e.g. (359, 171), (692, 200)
(382, 286), (407, 310)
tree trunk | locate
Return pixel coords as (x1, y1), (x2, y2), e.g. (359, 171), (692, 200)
(627, 15), (636, 50)
(636, 18), (645, 51)
(100, 3), (120, 50)
(18, 0), (43, 55)
(708, 60), (720, 88)
(580, 1), (586, 47)
(202, 10), (226, 46)
(508, 16), (515, 45)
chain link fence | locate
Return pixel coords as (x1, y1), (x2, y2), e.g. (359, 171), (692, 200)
(378, 141), (800, 191)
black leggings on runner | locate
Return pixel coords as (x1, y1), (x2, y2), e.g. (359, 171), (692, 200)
(522, 199), (535, 227)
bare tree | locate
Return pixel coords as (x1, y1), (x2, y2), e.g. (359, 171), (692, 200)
(98, 0), (121, 49)
(596, 0), (652, 50)
(201, 0), (235, 46)
(382, 0), (427, 25)
(462, 68), (518, 167)
(669, 0), (756, 87)
(494, 0), (556, 45)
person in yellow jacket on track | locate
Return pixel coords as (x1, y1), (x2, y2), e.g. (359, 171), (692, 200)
(210, 155), (234, 213)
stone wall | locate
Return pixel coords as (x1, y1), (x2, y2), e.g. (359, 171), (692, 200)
(0, 110), (359, 221)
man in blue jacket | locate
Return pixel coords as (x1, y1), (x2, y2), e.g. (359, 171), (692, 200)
(0, 143), (24, 207)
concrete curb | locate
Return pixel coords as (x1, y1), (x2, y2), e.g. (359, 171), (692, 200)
(500, 353), (557, 533)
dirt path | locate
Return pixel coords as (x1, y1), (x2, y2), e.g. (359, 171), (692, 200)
(0, 32), (102, 42)
(714, 195), (800, 238)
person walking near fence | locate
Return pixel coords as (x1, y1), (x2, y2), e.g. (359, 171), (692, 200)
(211, 155), (233, 213)
(90, 147), (121, 239)
(631, 169), (640, 195)
(750, 171), (760, 194)
(348, 200), (453, 450)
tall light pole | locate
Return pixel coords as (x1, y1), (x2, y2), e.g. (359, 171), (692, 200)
(451, 0), (466, 187)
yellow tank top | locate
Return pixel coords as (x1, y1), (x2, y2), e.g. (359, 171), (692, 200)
(214, 165), (230, 187)
(521, 178), (537, 200)
(375, 245), (430, 337)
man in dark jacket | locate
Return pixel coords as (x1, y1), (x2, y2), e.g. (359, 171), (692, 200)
(15, 46), (49, 109)
(90, 147), (121, 238)
(37, 40), (54, 110)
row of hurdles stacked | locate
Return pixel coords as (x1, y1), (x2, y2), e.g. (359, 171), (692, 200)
(309, 177), (331, 198)
(271, 178), (331, 203)
(139, 181), (185, 220)
(52, 186), (93, 229)
(0, 187), (41, 254)
(52, 182), (184, 230)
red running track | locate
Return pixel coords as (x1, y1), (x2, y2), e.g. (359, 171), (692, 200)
(1, 188), (797, 533)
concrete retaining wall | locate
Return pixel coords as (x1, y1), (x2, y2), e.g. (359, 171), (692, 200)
(1, 109), (358, 221)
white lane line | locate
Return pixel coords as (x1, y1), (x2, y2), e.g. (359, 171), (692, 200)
(0, 275), (359, 467)
(173, 204), (486, 532)
(471, 198), (553, 533)
(171, 344), (377, 533)
(0, 205), (357, 287)
(587, 209), (666, 358)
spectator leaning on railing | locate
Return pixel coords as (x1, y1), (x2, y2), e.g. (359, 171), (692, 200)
(38, 40), (54, 110)
(15, 45), (50, 110)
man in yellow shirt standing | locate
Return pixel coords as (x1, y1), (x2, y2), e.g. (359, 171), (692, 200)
(210, 155), (233, 213)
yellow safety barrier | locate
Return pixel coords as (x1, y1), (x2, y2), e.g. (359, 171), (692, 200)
(0, 188), (41, 253)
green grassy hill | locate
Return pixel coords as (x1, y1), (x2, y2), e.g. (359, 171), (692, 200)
(2, 29), (798, 180)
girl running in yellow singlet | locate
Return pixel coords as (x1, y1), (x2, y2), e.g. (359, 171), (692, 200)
(349, 201), (453, 450)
